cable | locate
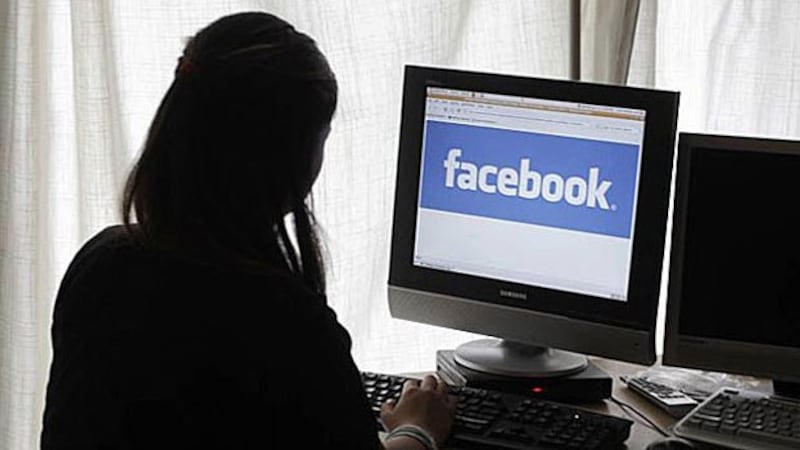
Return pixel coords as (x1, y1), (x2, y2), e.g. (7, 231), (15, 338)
(609, 395), (671, 437)
(610, 396), (670, 437)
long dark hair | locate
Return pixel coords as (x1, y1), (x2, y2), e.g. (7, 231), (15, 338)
(122, 12), (336, 294)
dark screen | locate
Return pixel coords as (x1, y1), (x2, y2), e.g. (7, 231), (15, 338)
(678, 147), (800, 348)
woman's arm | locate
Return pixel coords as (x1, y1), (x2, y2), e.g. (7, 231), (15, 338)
(382, 435), (429, 450)
(379, 375), (456, 450)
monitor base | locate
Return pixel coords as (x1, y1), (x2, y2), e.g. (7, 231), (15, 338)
(454, 338), (588, 378)
(437, 349), (612, 402)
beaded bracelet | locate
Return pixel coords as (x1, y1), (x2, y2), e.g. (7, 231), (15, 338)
(385, 424), (437, 450)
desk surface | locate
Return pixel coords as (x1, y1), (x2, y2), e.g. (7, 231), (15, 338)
(583, 357), (673, 448)
(406, 357), (694, 448)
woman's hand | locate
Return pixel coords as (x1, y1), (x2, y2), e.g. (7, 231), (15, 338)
(380, 374), (457, 447)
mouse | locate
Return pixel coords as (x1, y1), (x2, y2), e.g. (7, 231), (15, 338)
(645, 437), (696, 450)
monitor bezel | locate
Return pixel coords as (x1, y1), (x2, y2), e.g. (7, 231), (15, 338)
(664, 132), (800, 382)
(389, 65), (679, 363)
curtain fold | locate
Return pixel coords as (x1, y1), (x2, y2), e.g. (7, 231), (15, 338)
(580, 0), (641, 83)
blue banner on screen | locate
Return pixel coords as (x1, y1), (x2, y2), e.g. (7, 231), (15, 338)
(419, 121), (639, 238)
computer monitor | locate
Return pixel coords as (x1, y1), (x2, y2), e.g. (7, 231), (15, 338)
(388, 65), (679, 377)
(664, 132), (800, 396)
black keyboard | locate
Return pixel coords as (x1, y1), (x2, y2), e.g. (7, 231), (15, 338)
(674, 388), (800, 449)
(622, 376), (699, 418)
(362, 372), (632, 449)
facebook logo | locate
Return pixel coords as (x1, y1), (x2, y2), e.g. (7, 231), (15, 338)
(419, 121), (640, 238)
(442, 148), (613, 209)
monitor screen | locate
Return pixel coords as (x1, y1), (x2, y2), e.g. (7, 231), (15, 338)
(664, 133), (800, 381)
(389, 66), (679, 365)
(413, 87), (646, 301)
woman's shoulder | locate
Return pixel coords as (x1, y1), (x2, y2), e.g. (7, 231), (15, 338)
(59, 224), (325, 306)
(53, 224), (342, 333)
(57, 225), (137, 287)
(61, 224), (300, 288)
(73, 224), (133, 258)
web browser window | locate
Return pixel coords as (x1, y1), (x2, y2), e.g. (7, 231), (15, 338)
(413, 87), (646, 301)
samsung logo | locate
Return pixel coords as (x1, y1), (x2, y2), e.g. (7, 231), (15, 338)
(499, 289), (527, 300)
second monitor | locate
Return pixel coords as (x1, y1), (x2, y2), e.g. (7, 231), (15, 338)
(389, 66), (679, 377)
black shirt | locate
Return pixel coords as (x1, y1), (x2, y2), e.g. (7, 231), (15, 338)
(41, 226), (380, 449)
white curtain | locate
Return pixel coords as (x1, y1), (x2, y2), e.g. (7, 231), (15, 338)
(1, 1), (573, 448)
(627, 0), (800, 350)
(630, 0), (800, 136)
(5, 1), (799, 449)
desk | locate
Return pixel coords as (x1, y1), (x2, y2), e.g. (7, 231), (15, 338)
(406, 357), (679, 448)
(401, 357), (774, 448)
(583, 357), (675, 448)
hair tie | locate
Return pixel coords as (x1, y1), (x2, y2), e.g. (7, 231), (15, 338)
(176, 56), (197, 76)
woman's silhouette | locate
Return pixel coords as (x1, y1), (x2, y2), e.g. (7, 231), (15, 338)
(41, 12), (453, 450)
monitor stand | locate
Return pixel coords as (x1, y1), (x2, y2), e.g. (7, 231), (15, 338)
(436, 339), (612, 403)
(453, 338), (588, 378)
(437, 347), (612, 402)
